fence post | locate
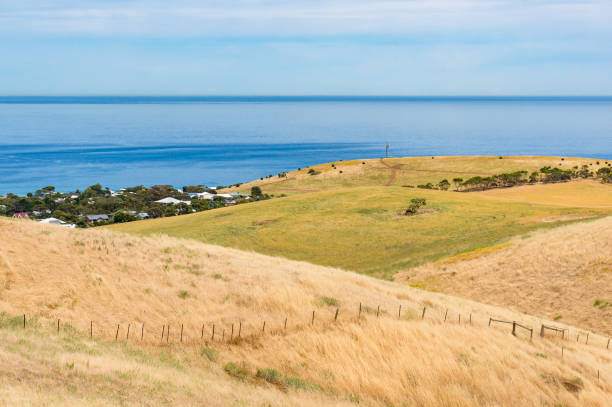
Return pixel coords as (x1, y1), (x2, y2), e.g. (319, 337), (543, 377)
(222, 329), (225, 342)
(334, 308), (339, 321)
(607, 338), (610, 349)
(231, 323), (234, 340)
(458, 314), (461, 324)
(398, 305), (401, 319)
(201, 324), (204, 340)
(212, 324), (215, 341)
(469, 313), (472, 325)
(126, 323), (131, 340)
(23, 314), (25, 329)
(444, 309), (448, 322)
(90, 320), (93, 338)
(422, 307), (426, 319)
(359, 303), (362, 318)
(312, 310), (315, 325)
(284, 317), (287, 330)
(562, 346), (564, 358)
(239, 321), (242, 337)
(512, 322), (517, 336)
(376, 305), (380, 318)
(180, 324), (184, 343)
(161, 325), (165, 342)
(141, 323), (144, 341)
(262, 321), (266, 333)
(115, 324), (120, 341)
(540, 325), (544, 337)
(167, 325), (170, 343)
(586, 332), (589, 345)
(57, 319), (60, 333)
(488, 317), (492, 327)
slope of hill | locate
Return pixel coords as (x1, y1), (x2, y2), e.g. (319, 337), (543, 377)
(222, 155), (607, 196)
(397, 216), (612, 336)
(109, 184), (610, 279)
(1, 219), (611, 406)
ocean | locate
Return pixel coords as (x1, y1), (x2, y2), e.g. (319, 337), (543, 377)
(1, 96), (611, 195)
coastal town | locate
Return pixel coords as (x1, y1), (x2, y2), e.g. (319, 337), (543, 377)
(0, 183), (261, 227)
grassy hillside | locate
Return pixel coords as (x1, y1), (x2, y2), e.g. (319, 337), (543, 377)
(222, 155), (607, 196)
(1, 219), (611, 406)
(109, 184), (610, 279)
(397, 215), (612, 336)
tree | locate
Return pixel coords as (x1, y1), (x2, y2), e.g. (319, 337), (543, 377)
(404, 198), (426, 215)
(452, 178), (463, 191)
(438, 179), (450, 191)
(113, 211), (138, 223)
(251, 186), (263, 199)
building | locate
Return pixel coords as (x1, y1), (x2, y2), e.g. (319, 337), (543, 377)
(86, 214), (109, 223)
(12, 212), (29, 219)
(154, 197), (191, 205)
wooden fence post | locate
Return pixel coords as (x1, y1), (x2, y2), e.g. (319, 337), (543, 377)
(376, 305), (380, 318)
(126, 323), (131, 340)
(488, 317), (492, 327)
(540, 324), (544, 337)
(284, 317), (287, 330)
(57, 319), (60, 333)
(23, 314), (26, 329)
(334, 308), (339, 321)
(444, 309), (448, 322)
(607, 338), (610, 349)
(458, 314), (461, 324)
(161, 325), (165, 342)
(201, 324), (204, 340)
(222, 329), (225, 341)
(512, 322), (517, 336)
(90, 321), (93, 338)
(398, 305), (401, 319)
(312, 310), (315, 325)
(115, 324), (120, 341)
(469, 313), (472, 325)
(141, 323), (144, 341)
(422, 307), (426, 319)
(586, 332), (589, 345)
(359, 303), (362, 318)
(167, 325), (170, 343)
(180, 324), (184, 343)
(262, 321), (266, 333)
(231, 323), (234, 340)
(239, 321), (242, 337)
(211, 324), (215, 341)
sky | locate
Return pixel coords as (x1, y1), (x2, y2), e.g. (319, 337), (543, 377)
(1, 0), (612, 95)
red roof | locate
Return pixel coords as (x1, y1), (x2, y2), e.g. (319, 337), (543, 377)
(12, 212), (30, 219)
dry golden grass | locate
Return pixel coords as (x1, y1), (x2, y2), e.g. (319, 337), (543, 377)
(1, 218), (612, 406)
(474, 180), (612, 208)
(398, 216), (612, 336)
(222, 155), (608, 196)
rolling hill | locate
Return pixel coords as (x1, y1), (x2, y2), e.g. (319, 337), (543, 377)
(1, 218), (611, 406)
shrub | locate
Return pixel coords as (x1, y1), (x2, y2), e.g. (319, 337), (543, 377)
(256, 368), (282, 384)
(178, 290), (189, 299)
(201, 346), (219, 362)
(404, 198), (426, 215)
(224, 362), (249, 380)
(554, 315), (563, 321)
(319, 296), (340, 307)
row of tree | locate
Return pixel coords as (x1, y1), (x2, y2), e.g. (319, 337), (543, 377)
(415, 163), (611, 192)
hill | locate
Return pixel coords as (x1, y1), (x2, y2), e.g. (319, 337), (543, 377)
(1, 218), (611, 406)
(396, 215), (612, 336)
(109, 181), (611, 279)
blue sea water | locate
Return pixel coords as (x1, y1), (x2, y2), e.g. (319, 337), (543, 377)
(1, 96), (611, 195)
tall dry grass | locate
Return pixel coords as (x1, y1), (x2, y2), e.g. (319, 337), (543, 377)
(1, 218), (611, 406)
(398, 216), (612, 336)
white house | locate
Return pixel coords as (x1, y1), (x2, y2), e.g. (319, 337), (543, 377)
(39, 217), (76, 228)
(154, 197), (191, 205)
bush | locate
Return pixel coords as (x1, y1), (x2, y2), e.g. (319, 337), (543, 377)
(319, 296), (340, 307)
(404, 198), (426, 215)
(224, 362), (249, 380)
(177, 290), (189, 299)
(256, 368), (282, 384)
(201, 346), (219, 362)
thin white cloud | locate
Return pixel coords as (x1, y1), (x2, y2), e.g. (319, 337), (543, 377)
(1, 0), (610, 36)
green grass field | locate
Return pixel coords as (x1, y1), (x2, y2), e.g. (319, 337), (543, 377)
(109, 185), (608, 279)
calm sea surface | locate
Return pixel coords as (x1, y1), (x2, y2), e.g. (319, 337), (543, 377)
(1, 96), (611, 195)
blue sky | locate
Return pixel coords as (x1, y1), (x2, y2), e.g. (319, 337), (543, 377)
(1, 0), (612, 95)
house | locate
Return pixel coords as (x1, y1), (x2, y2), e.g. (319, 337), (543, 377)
(39, 217), (65, 225)
(137, 212), (149, 219)
(154, 197), (191, 205)
(230, 192), (251, 201)
(86, 214), (109, 223)
(12, 212), (29, 219)
(192, 192), (216, 200)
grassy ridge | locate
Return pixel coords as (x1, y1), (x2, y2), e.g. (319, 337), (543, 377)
(109, 185), (607, 279)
